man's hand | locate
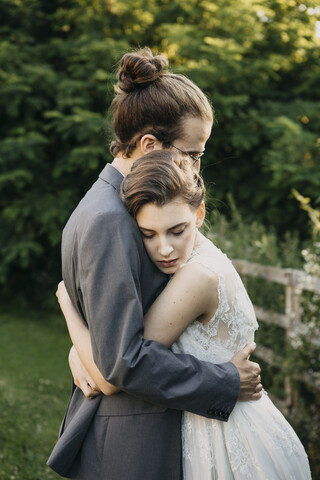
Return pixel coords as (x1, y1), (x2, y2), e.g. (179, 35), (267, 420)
(68, 345), (101, 399)
(231, 342), (262, 401)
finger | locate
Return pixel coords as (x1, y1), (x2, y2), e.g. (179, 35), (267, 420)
(86, 390), (100, 399)
(90, 384), (101, 393)
(241, 341), (256, 358)
(253, 374), (261, 384)
(248, 361), (261, 376)
(88, 390), (100, 399)
(87, 381), (101, 393)
(251, 390), (263, 400)
(255, 383), (263, 393)
(86, 383), (101, 398)
(85, 373), (100, 393)
(80, 381), (96, 398)
(254, 363), (261, 375)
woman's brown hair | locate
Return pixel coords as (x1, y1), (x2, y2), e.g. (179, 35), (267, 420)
(110, 47), (213, 158)
(120, 151), (205, 218)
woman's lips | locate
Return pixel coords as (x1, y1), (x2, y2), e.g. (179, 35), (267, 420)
(158, 258), (178, 268)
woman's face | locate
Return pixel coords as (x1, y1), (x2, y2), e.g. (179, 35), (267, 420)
(169, 117), (212, 172)
(136, 196), (203, 274)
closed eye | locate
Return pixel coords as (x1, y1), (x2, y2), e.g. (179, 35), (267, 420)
(140, 231), (154, 239)
(171, 229), (185, 236)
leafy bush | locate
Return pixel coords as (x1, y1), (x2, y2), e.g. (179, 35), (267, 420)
(286, 196), (320, 478)
(204, 192), (302, 268)
(1, 0), (320, 299)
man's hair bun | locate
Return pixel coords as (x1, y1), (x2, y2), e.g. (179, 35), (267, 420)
(115, 47), (169, 93)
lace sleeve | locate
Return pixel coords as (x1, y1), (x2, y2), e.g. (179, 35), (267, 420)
(172, 241), (258, 362)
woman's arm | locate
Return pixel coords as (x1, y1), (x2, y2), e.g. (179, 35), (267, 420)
(144, 262), (219, 347)
(57, 263), (218, 395)
(68, 345), (101, 398)
(144, 265), (263, 402)
(56, 282), (120, 396)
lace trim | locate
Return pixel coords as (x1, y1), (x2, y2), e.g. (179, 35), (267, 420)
(173, 241), (258, 363)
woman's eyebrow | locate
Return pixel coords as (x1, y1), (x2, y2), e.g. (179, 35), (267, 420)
(139, 222), (187, 233)
(169, 222), (187, 230)
(139, 226), (155, 233)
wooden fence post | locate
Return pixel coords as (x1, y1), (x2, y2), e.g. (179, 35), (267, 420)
(284, 271), (302, 409)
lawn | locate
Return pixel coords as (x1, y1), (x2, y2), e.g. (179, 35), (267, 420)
(1, 305), (317, 479)
(0, 307), (72, 480)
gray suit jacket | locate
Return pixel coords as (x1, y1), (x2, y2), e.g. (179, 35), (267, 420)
(47, 164), (240, 479)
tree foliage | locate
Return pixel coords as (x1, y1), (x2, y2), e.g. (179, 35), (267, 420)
(0, 0), (319, 297)
(160, 0), (320, 236)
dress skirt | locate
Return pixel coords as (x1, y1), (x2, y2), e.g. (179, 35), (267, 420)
(181, 391), (311, 480)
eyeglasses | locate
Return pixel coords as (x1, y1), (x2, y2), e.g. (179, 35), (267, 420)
(169, 144), (204, 165)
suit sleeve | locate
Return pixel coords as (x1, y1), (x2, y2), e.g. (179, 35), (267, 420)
(78, 209), (240, 421)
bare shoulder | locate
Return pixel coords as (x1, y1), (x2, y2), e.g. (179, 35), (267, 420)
(168, 261), (219, 318)
(173, 261), (219, 291)
(144, 259), (220, 344)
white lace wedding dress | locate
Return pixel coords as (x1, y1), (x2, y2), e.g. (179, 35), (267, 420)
(172, 237), (311, 480)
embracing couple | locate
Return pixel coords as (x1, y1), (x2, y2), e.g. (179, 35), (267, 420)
(47, 48), (311, 479)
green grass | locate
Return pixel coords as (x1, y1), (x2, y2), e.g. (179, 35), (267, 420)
(0, 307), (72, 480)
(1, 305), (318, 479)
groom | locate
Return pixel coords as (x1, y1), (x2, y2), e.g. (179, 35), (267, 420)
(48, 46), (262, 479)
(48, 138), (262, 480)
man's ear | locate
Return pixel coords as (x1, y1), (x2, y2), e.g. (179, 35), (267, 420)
(139, 134), (162, 154)
(196, 202), (205, 228)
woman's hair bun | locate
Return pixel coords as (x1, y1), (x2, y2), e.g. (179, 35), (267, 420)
(115, 47), (169, 93)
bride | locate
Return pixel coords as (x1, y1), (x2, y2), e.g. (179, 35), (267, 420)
(57, 151), (311, 479)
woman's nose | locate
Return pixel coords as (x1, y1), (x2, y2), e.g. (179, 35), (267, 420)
(158, 239), (174, 257)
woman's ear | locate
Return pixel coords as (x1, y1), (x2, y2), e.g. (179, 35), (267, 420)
(196, 202), (205, 228)
(139, 134), (162, 154)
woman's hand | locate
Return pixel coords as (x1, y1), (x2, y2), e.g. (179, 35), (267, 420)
(69, 346), (101, 399)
